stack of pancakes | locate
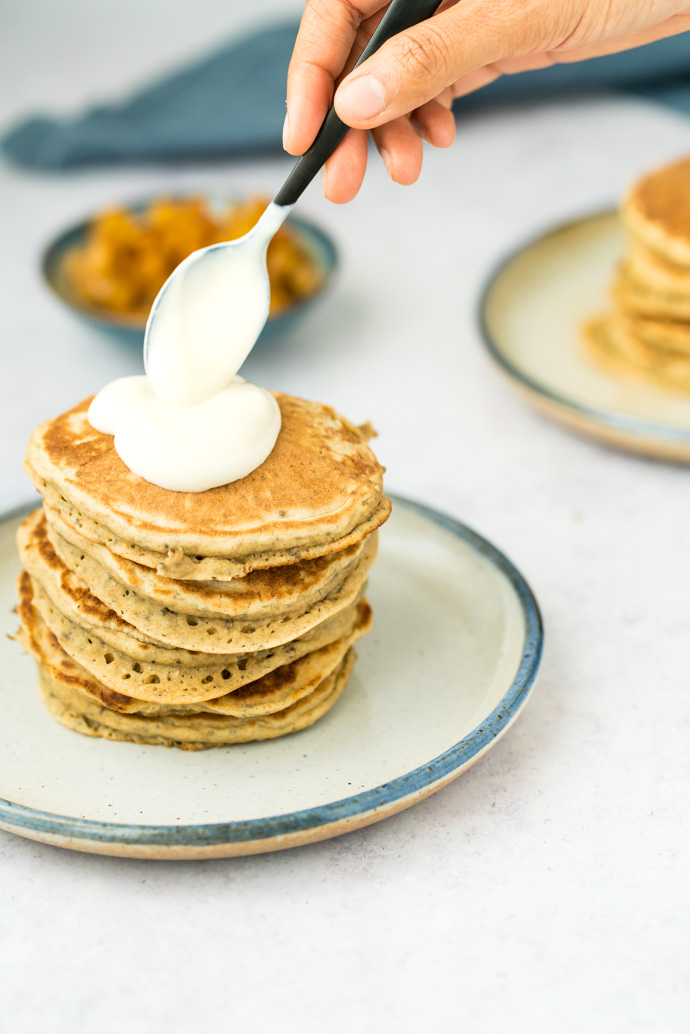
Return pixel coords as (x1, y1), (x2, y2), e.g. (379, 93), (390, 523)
(16, 392), (390, 750)
(584, 157), (690, 392)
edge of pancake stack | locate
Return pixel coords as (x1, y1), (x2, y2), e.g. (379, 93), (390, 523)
(15, 391), (390, 750)
(583, 156), (690, 392)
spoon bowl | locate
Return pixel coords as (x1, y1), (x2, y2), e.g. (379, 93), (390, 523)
(143, 205), (292, 408)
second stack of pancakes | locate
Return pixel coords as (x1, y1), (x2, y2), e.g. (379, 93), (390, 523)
(584, 156), (690, 391)
(17, 391), (390, 749)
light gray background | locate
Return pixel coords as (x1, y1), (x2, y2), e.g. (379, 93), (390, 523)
(2, 2), (689, 1032)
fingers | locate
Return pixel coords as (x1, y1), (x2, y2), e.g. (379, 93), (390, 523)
(287, 0), (690, 162)
(450, 66), (502, 100)
(412, 94), (456, 147)
(284, 0), (383, 155)
(333, 0), (568, 128)
(283, 63), (332, 156)
(321, 117), (424, 201)
(323, 101), (454, 202)
(333, 0), (690, 130)
(322, 128), (369, 203)
(372, 116), (423, 185)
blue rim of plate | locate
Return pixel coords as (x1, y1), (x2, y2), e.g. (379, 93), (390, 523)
(41, 195), (338, 335)
(477, 207), (690, 451)
(0, 494), (543, 850)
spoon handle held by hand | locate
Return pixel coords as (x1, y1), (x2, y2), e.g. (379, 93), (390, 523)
(274, 0), (443, 208)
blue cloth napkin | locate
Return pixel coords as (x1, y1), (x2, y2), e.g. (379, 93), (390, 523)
(2, 24), (689, 170)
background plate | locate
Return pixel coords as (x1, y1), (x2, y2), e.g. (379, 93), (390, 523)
(0, 496), (542, 859)
(479, 210), (690, 462)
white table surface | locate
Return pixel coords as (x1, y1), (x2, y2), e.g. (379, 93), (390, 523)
(2, 3), (689, 1032)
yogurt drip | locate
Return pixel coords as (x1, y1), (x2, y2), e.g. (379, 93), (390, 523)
(88, 202), (291, 493)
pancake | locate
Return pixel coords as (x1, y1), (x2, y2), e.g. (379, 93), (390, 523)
(47, 521), (377, 654)
(45, 504), (366, 620)
(19, 509), (370, 676)
(583, 158), (690, 392)
(17, 387), (385, 748)
(626, 242), (690, 295)
(582, 314), (690, 392)
(36, 646), (355, 750)
(612, 265), (690, 322)
(623, 157), (690, 267)
(35, 480), (390, 581)
(616, 312), (690, 356)
(25, 392), (390, 571)
(18, 571), (370, 712)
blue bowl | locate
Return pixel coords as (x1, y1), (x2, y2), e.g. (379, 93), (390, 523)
(41, 198), (338, 347)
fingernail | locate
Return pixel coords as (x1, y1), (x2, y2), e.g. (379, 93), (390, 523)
(322, 164), (329, 199)
(337, 75), (386, 120)
(380, 149), (393, 177)
(282, 112), (290, 151)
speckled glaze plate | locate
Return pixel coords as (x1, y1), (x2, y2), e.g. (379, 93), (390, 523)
(0, 496), (542, 860)
(479, 209), (690, 462)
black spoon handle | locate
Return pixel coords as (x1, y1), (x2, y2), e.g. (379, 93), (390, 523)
(274, 0), (442, 208)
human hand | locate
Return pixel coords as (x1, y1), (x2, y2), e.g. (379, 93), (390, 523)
(283, 0), (690, 203)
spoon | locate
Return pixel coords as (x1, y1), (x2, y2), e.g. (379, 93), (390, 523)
(144, 0), (442, 410)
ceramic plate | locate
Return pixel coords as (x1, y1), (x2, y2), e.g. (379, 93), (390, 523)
(0, 496), (542, 859)
(479, 209), (690, 462)
(42, 197), (337, 347)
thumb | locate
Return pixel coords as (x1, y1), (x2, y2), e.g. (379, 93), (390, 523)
(333, 0), (561, 128)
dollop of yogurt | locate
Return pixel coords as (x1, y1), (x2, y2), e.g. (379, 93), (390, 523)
(88, 201), (292, 493)
(88, 375), (280, 493)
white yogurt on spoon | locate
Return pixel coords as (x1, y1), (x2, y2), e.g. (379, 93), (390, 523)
(88, 202), (291, 492)
(145, 202), (291, 409)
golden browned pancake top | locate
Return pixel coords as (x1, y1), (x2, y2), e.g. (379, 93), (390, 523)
(628, 158), (690, 242)
(25, 392), (387, 557)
